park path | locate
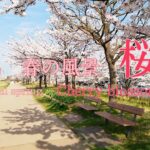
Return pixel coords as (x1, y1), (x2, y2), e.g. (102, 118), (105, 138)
(0, 83), (88, 150)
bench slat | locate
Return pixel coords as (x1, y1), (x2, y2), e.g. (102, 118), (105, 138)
(108, 102), (144, 116)
(95, 111), (137, 127)
(84, 96), (101, 103)
(75, 102), (98, 111)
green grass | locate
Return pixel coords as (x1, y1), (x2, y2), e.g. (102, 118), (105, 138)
(35, 86), (83, 116)
(69, 106), (150, 150)
(0, 80), (9, 89)
(23, 82), (39, 89)
(100, 91), (150, 111)
(29, 85), (150, 150)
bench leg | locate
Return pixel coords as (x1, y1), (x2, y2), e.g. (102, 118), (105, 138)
(105, 119), (109, 124)
(125, 127), (132, 138)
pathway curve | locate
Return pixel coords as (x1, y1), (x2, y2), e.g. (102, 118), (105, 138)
(0, 83), (88, 150)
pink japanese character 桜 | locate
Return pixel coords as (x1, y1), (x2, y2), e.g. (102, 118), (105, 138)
(80, 58), (99, 77)
(43, 60), (59, 75)
(63, 58), (79, 76)
(23, 58), (41, 77)
(120, 39), (150, 78)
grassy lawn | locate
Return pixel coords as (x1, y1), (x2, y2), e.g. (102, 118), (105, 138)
(0, 80), (9, 89)
(23, 82), (39, 89)
(31, 85), (150, 150)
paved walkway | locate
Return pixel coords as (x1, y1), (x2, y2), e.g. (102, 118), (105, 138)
(0, 83), (88, 150)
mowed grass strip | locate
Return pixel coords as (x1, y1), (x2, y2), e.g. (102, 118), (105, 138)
(30, 85), (150, 150)
(0, 80), (9, 89)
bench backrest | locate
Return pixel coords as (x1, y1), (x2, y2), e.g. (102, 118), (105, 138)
(108, 102), (144, 116)
(84, 96), (101, 103)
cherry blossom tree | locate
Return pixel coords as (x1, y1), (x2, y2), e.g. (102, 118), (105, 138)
(7, 29), (103, 89)
(7, 34), (53, 88)
(45, 24), (102, 89)
(1, 0), (150, 101)
(47, 0), (150, 101)
(45, 15), (108, 89)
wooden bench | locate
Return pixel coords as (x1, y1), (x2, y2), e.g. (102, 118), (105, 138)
(107, 102), (144, 118)
(74, 96), (102, 111)
(95, 102), (144, 137)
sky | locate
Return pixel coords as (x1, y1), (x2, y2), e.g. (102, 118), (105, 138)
(0, 2), (50, 78)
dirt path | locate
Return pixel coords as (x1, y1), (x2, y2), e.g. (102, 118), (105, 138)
(0, 83), (88, 150)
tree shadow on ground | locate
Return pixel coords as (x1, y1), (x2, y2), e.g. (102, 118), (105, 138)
(0, 107), (118, 149)
(36, 140), (90, 150)
(0, 107), (76, 140)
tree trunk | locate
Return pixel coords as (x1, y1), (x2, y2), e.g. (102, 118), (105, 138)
(104, 43), (117, 102)
(55, 76), (58, 87)
(48, 73), (51, 84)
(29, 76), (31, 84)
(26, 78), (30, 85)
(44, 75), (47, 88)
(108, 63), (117, 101)
(72, 75), (76, 89)
(39, 75), (43, 89)
(101, 11), (118, 101)
(65, 75), (69, 91)
(22, 78), (25, 84)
